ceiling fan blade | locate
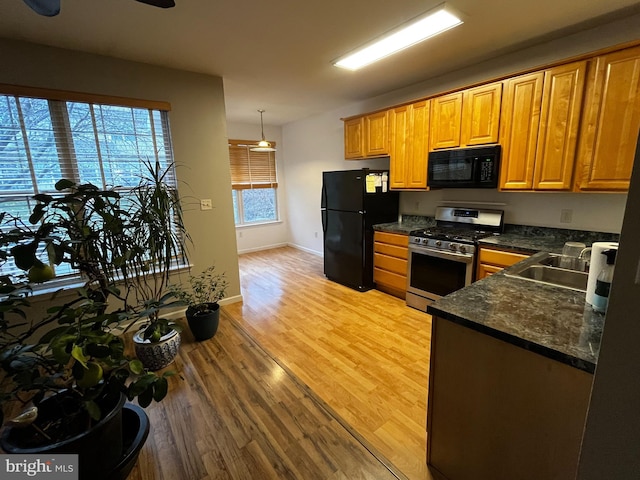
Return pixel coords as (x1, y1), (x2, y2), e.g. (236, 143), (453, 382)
(23, 0), (61, 16)
(134, 0), (175, 8)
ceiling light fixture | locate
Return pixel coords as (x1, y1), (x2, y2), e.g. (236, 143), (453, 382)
(333, 5), (463, 71)
(250, 109), (276, 152)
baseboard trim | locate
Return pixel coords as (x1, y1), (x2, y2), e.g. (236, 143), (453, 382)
(287, 242), (323, 257)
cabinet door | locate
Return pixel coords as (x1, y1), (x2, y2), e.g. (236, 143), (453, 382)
(576, 45), (640, 191)
(431, 92), (463, 150)
(389, 106), (410, 189)
(534, 61), (586, 190)
(499, 72), (544, 190)
(344, 117), (364, 159)
(476, 263), (502, 280)
(407, 100), (430, 189)
(364, 110), (389, 157)
(461, 82), (503, 146)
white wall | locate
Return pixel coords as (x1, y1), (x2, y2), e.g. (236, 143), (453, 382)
(401, 190), (626, 233)
(282, 13), (640, 253)
(226, 121), (290, 253)
(283, 107), (392, 255)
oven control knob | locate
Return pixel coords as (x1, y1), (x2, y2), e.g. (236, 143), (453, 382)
(450, 243), (458, 251)
(459, 245), (467, 253)
(435, 240), (442, 247)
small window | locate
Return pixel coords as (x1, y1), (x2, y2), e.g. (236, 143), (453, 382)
(228, 140), (278, 225)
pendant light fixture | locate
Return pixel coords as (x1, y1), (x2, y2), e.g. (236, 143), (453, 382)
(250, 109), (276, 152)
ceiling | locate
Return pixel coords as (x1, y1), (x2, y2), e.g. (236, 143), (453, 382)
(1, 0), (639, 126)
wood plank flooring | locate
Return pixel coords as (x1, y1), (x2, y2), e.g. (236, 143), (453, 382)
(126, 245), (437, 480)
(127, 304), (400, 480)
(224, 247), (434, 480)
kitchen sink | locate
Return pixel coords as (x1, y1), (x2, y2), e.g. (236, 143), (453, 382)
(505, 254), (588, 291)
(538, 253), (588, 272)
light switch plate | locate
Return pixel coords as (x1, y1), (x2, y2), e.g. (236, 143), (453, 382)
(200, 199), (212, 210)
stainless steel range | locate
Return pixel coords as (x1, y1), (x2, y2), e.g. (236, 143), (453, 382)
(406, 206), (504, 311)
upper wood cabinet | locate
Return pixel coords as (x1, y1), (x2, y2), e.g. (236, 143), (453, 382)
(389, 100), (431, 190)
(499, 72), (544, 190)
(343, 111), (390, 159)
(364, 110), (390, 157)
(499, 61), (586, 191)
(344, 117), (364, 159)
(575, 45), (640, 191)
(430, 92), (462, 149)
(430, 82), (502, 150)
(461, 82), (503, 146)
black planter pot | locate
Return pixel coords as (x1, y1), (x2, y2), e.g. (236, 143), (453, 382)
(186, 302), (220, 341)
(1, 392), (126, 480)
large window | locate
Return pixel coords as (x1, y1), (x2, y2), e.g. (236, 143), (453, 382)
(229, 140), (278, 225)
(0, 88), (177, 281)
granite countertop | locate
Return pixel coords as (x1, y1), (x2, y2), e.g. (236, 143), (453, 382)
(373, 215), (436, 235)
(478, 225), (620, 254)
(427, 251), (604, 373)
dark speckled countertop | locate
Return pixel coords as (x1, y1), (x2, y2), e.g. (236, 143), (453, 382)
(427, 252), (604, 373)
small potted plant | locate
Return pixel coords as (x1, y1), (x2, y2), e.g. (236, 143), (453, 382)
(170, 266), (228, 341)
(124, 160), (191, 370)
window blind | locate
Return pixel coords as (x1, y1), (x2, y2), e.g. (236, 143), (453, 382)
(0, 91), (179, 283)
(229, 139), (277, 189)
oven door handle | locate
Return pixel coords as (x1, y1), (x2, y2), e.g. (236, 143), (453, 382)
(409, 246), (474, 264)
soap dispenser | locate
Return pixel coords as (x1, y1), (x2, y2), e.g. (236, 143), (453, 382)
(591, 249), (618, 313)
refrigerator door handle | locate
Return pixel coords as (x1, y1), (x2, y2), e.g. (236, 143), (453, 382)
(358, 210), (365, 215)
(321, 182), (327, 209)
(321, 209), (327, 234)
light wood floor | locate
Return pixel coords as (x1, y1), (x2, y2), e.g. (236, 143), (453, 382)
(127, 300), (400, 479)
(128, 246), (437, 480)
(224, 246), (434, 480)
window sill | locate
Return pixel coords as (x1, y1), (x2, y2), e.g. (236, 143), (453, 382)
(24, 263), (192, 302)
(236, 220), (283, 229)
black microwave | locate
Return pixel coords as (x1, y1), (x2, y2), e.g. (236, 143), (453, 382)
(427, 145), (501, 188)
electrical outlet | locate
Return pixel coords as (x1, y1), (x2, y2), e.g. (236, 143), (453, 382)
(415, 201), (420, 211)
(560, 209), (572, 224)
(238, 231), (243, 238)
(314, 232), (318, 238)
(200, 199), (212, 210)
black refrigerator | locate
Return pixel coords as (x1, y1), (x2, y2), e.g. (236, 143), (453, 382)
(321, 169), (399, 291)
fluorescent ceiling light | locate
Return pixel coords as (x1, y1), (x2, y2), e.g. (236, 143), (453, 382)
(334, 7), (463, 71)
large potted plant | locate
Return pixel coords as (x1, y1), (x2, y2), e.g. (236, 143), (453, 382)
(170, 266), (228, 341)
(0, 180), (172, 479)
(125, 160), (191, 370)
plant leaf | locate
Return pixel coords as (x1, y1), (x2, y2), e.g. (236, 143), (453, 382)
(84, 400), (101, 421)
(152, 376), (168, 402)
(71, 344), (88, 368)
(129, 359), (144, 375)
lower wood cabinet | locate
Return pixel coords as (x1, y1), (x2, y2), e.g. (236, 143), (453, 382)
(476, 247), (529, 281)
(373, 231), (408, 299)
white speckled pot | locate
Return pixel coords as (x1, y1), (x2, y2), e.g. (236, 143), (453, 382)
(133, 328), (181, 371)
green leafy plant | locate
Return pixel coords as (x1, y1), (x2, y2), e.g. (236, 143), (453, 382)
(0, 179), (175, 444)
(170, 265), (228, 316)
(124, 160), (190, 342)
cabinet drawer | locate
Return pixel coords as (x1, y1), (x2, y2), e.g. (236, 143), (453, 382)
(374, 253), (407, 276)
(479, 248), (529, 267)
(374, 267), (407, 291)
(374, 242), (409, 259)
(374, 231), (409, 247)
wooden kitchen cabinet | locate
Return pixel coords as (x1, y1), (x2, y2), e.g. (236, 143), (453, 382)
(373, 231), (408, 299)
(476, 247), (529, 280)
(389, 100), (430, 190)
(344, 117), (364, 159)
(461, 82), (503, 146)
(430, 82), (502, 150)
(343, 110), (390, 159)
(430, 92), (463, 149)
(427, 316), (592, 480)
(575, 45), (640, 191)
(500, 61), (586, 191)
